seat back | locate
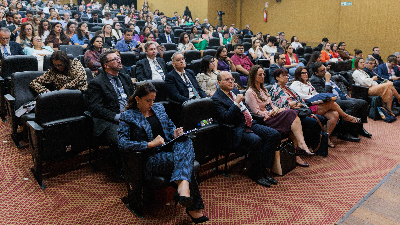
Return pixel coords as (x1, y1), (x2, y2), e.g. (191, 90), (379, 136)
(244, 34), (253, 38)
(304, 46), (313, 54)
(304, 53), (312, 64)
(225, 43), (233, 53)
(203, 49), (217, 57)
(145, 80), (169, 103)
(43, 54), (74, 71)
(59, 45), (84, 58)
(243, 38), (252, 43)
(77, 55), (86, 67)
(162, 43), (177, 51)
(1, 55), (38, 79)
(162, 50), (177, 63)
(295, 47), (304, 57)
(243, 42), (252, 52)
(182, 98), (215, 131)
(208, 38), (220, 47)
(84, 68), (94, 84)
(187, 59), (202, 75)
(11, 71), (44, 110)
(230, 72), (242, 88)
(120, 51), (137, 68)
(90, 25), (102, 32)
(183, 50), (201, 65)
(173, 29), (184, 39)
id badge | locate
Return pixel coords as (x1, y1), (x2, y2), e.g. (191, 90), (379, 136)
(121, 93), (127, 99)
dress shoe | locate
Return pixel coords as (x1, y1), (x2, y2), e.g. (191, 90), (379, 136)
(174, 191), (193, 209)
(359, 128), (372, 138)
(337, 132), (360, 142)
(186, 209), (210, 224)
(265, 175), (278, 185)
(296, 162), (309, 167)
(250, 176), (271, 188)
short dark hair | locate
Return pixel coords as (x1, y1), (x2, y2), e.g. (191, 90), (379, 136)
(92, 10), (99, 16)
(223, 30), (229, 35)
(104, 12), (111, 17)
(50, 51), (71, 74)
(293, 66), (307, 81)
(268, 36), (277, 44)
(274, 53), (282, 63)
(312, 62), (324, 74)
(387, 55), (397, 63)
(6, 12), (14, 18)
(354, 49), (362, 55)
(233, 43), (243, 49)
(100, 49), (118, 72)
(123, 28), (133, 34)
(322, 37), (329, 42)
(373, 47), (379, 51)
(272, 68), (288, 81)
(26, 11), (33, 16)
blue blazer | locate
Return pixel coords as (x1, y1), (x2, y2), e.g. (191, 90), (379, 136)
(0, 41), (25, 61)
(377, 63), (400, 80)
(118, 103), (175, 152)
(211, 88), (246, 148)
(165, 69), (207, 103)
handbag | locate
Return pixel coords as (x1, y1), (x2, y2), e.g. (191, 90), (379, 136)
(296, 106), (313, 118)
(305, 93), (337, 105)
(377, 107), (396, 123)
(271, 140), (297, 176)
(311, 115), (329, 157)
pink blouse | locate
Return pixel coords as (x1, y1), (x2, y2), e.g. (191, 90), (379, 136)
(245, 87), (275, 121)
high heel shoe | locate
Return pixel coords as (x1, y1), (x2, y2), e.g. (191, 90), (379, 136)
(186, 209), (209, 224)
(295, 147), (314, 156)
(174, 191), (193, 209)
(343, 115), (361, 124)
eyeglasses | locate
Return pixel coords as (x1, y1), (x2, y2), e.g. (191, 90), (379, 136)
(0, 37), (10, 40)
(107, 57), (121, 63)
(25, 28), (32, 31)
(301, 72), (308, 74)
(280, 74), (289, 77)
(222, 78), (235, 82)
(34, 38), (42, 41)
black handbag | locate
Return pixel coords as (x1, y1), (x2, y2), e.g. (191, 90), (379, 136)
(311, 115), (329, 157)
(296, 107), (313, 119)
(272, 141), (297, 175)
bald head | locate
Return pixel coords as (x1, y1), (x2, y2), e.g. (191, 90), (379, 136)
(218, 71), (234, 92)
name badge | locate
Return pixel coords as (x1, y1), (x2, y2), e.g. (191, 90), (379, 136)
(157, 69), (164, 74)
(121, 93), (127, 99)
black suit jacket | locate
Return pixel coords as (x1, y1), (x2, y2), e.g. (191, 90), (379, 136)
(165, 69), (207, 103)
(86, 71), (135, 136)
(0, 41), (25, 61)
(89, 17), (102, 23)
(211, 88), (245, 148)
(212, 31), (221, 39)
(157, 33), (175, 44)
(6, 25), (19, 41)
(241, 29), (253, 36)
(135, 57), (168, 81)
(309, 74), (333, 94)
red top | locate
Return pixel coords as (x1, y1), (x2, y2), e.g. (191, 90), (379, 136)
(284, 53), (298, 65)
(231, 54), (254, 72)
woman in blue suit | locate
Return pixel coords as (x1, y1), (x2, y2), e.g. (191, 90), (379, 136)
(118, 82), (208, 224)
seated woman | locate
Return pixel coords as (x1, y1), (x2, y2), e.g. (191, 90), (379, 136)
(138, 32), (156, 52)
(262, 36), (277, 60)
(290, 36), (303, 50)
(65, 22), (77, 40)
(102, 24), (117, 49)
(71, 11), (82, 23)
(213, 46), (236, 72)
(118, 82), (209, 224)
(112, 22), (123, 40)
(16, 22), (33, 48)
(320, 42), (333, 63)
(190, 26), (207, 50)
(337, 42), (353, 60)
(32, 15), (41, 34)
(219, 30), (231, 46)
(248, 38), (269, 61)
(201, 27), (211, 45)
(290, 67), (360, 147)
(284, 44), (304, 76)
(49, 11), (62, 22)
(254, 32), (264, 44)
(330, 43), (342, 61)
(277, 39), (287, 54)
(353, 57), (400, 110)
(45, 22), (71, 51)
(196, 55), (219, 97)
(84, 36), (105, 77)
(230, 34), (240, 47)
(177, 32), (196, 54)
(246, 65), (314, 167)
(38, 19), (51, 42)
(352, 49), (363, 69)
(23, 35), (54, 71)
(71, 22), (92, 49)
(306, 51), (322, 74)
(139, 26), (152, 43)
(269, 68), (329, 152)
(30, 50), (87, 94)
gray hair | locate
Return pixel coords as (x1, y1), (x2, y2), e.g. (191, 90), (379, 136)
(394, 52), (400, 57)
(0, 27), (10, 34)
(144, 41), (157, 52)
(171, 51), (183, 62)
(365, 57), (375, 63)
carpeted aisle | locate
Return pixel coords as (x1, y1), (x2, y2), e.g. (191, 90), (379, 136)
(1, 118), (400, 224)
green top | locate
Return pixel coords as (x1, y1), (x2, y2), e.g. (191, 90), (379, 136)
(223, 37), (231, 45)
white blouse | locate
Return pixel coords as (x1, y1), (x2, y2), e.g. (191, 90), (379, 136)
(289, 80), (318, 100)
(352, 69), (378, 87)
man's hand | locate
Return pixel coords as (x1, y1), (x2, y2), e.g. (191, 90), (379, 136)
(325, 72), (331, 82)
(235, 94), (244, 104)
(372, 76), (378, 81)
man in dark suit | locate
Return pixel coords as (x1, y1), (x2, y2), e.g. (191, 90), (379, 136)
(157, 24), (175, 44)
(136, 41), (167, 81)
(0, 27), (24, 61)
(377, 55), (400, 93)
(240, 24), (253, 36)
(6, 13), (22, 42)
(88, 11), (101, 23)
(211, 71), (280, 188)
(0, 12), (14, 28)
(372, 47), (384, 65)
(165, 52), (207, 104)
(212, 25), (222, 39)
(86, 50), (135, 145)
(309, 62), (371, 141)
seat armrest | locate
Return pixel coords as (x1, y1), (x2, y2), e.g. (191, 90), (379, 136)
(27, 120), (43, 131)
(351, 84), (369, 101)
(84, 111), (93, 118)
(4, 94), (15, 118)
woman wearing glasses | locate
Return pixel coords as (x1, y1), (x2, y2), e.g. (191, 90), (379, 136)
(23, 35), (54, 71)
(15, 22), (33, 48)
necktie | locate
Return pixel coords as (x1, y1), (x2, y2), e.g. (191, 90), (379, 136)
(154, 60), (165, 80)
(182, 73), (200, 99)
(229, 92), (252, 128)
(167, 35), (170, 43)
(334, 87), (347, 100)
(3, 45), (9, 58)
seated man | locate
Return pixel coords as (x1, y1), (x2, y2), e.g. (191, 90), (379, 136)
(212, 25), (222, 39)
(165, 52), (207, 103)
(157, 24), (175, 44)
(268, 53), (286, 84)
(115, 28), (138, 52)
(30, 51), (87, 94)
(102, 12), (113, 25)
(0, 27), (24, 62)
(309, 62), (371, 141)
(372, 47), (384, 65)
(240, 24), (253, 36)
(231, 43), (253, 86)
(86, 50), (135, 145)
(211, 71), (280, 188)
(363, 57), (384, 83)
(136, 41), (167, 81)
(377, 55), (400, 92)
(7, 13), (22, 42)
(88, 11), (101, 23)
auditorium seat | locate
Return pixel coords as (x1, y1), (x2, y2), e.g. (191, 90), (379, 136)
(59, 45), (84, 58)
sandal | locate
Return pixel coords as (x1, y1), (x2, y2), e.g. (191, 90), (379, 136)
(343, 115), (361, 124)
(328, 141), (335, 148)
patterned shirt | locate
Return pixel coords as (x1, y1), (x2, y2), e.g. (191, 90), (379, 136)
(30, 58), (88, 94)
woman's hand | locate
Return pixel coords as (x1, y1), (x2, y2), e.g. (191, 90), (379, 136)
(174, 127), (184, 138)
(225, 57), (233, 64)
(372, 76), (378, 81)
(271, 107), (286, 116)
(148, 135), (165, 148)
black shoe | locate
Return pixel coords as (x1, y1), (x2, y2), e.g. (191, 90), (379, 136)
(359, 128), (372, 138)
(296, 162), (309, 167)
(186, 209), (209, 224)
(265, 176), (278, 185)
(337, 132), (360, 142)
(250, 176), (271, 188)
(174, 191), (193, 209)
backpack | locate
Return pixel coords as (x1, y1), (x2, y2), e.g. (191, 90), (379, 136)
(368, 96), (383, 120)
(377, 107), (397, 123)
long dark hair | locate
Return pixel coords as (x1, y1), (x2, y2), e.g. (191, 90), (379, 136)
(88, 35), (103, 51)
(215, 46), (227, 59)
(178, 32), (188, 44)
(199, 55), (213, 74)
(306, 51), (321, 67)
(50, 51), (71, 75)
(77, 22), (89, 40)
(49, 22), (69, 43)
(293, 66), (308, 83)
(38, 19), (51, 37)
(247, 65), (269, 101)
(66, 21), (77, 36)
(125, 82), (157, 110)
